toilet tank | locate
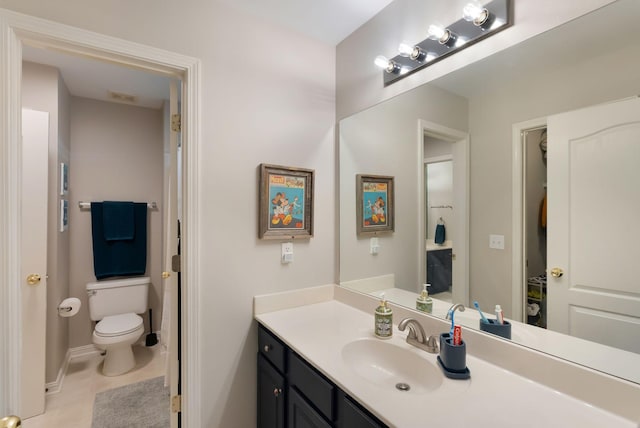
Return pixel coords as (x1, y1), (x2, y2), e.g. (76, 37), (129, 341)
(86, 276), (150, 321)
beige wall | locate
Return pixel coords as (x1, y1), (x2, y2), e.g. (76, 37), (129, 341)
(339, 84), (467, 290)
(2, 2), (336, 425)
(21, 61), (71, 384)
(68, 97), (164, 347)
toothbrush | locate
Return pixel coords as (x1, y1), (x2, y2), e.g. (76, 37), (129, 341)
(448, 309), (455, 337)
(473, 301), (489, 323)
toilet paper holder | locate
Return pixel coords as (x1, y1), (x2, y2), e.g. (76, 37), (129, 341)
(57, 297), (81, 317)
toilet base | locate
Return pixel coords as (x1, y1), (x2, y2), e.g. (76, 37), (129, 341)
(101, 344), (136, 376)
(93, 324), (144, 377)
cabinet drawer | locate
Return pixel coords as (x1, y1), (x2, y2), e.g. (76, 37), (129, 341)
(289, 352), (335, 421)
(259, 324), (287, 373)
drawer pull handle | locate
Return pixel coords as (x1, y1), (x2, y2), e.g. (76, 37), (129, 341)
(263, 344), (272, 353)
(273, 388), (282, 397)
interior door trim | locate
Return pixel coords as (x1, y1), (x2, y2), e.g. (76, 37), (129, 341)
(0, 11), (202, 426)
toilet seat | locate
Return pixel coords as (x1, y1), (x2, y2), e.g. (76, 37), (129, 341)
(95, 313), (143, 337)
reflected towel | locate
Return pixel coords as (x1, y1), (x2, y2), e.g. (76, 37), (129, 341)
(102, 201), (135, 241)
(434, 223), (446, 245)
(91, 202), (147, 279)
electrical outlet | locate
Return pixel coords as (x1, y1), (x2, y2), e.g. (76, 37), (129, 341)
(489, 234), (505, 250)
(281, 242), (294, 263)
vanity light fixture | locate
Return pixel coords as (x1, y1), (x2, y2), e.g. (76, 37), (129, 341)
(375, 0), (512, 86)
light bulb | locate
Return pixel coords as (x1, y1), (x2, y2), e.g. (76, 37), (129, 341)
(374, 55), (390, 69)
(463, 2), (489, 26)
(427, 25), (446, 41)
(398, 43), (414, 57)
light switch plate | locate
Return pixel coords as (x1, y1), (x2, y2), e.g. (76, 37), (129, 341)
(489, 234), (505, 250)
(281, 242), (294, 263)
(370, 237), (380, 255)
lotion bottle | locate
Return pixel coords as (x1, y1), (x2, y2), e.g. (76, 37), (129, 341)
(374, 293), (393, 339)
(416, 284), (433, 313)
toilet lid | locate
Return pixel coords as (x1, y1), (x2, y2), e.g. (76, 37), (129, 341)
(95, 313), (143, 337)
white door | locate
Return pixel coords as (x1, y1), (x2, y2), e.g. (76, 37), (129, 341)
(20, 109), (49, 418)
(164, 80), (180, 428)
(547, 97), (640, 353)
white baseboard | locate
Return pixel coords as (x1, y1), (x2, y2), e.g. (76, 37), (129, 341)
(45, 344), (101, 395)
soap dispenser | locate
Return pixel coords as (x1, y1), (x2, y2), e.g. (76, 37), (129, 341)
(416, 284), (433, 313)
(374, 293), (393, 339)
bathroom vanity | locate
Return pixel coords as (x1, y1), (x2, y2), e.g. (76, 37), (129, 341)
(258, 324), (386, 428)
(255, 285), (639, 427)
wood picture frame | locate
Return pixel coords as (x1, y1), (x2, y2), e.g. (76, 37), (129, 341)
(259, 163), (314, 240)
(356, 174), (394, 236)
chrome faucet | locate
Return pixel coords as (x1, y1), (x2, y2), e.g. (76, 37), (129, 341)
(446, 303), (466, 320)
(398, 318), (439, 354)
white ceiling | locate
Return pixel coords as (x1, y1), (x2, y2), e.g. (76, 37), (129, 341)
(21, 1), (392, 107)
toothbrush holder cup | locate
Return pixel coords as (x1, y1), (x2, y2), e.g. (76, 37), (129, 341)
(439, 333), (467, 372)
(479, 319), (512, 340)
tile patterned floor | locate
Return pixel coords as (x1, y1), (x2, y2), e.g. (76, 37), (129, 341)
(23, 344), (166, 428)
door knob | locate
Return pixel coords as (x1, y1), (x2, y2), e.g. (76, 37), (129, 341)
(26, 274), (41, 285)
(550, 268), (564, 278)
(162, 271), (171, 279)
(0, 415), (21, 428)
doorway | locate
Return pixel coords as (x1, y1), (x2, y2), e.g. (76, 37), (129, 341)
(418, 120), (469, 307)
(0, 11), (201, 427)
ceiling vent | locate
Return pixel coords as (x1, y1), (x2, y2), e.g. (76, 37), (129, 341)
(108, 90), (138, 104)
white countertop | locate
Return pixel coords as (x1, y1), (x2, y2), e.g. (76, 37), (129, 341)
(256, 299), (635, 428)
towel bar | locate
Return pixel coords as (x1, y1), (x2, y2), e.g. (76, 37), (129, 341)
(78, 201), (157, 210)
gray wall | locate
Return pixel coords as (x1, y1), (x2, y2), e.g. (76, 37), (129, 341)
(2, 2), (336, 426)
(21, 61), (71, 384)
(465, 36), (640, 315)
(339, 84), (467, 290)
(336, 0), (617, 119)
(68, 97), (164, 348)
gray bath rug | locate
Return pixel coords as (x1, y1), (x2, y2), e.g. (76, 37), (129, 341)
(92, 376), (169, 428)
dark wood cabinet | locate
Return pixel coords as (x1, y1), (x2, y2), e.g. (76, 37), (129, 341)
(258, 353), (285, 428)
(257, 323), (387, 428)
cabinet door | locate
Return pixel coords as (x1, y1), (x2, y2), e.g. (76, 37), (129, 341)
(337, 392), (386, 428)
(288, 387), (332, 428)
(258, 353), (286, 428)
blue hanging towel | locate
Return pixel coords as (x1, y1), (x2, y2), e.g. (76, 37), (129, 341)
(102, 201), (135, 241)
(91, 202), (147, 280)
(434, 219), (446, 245)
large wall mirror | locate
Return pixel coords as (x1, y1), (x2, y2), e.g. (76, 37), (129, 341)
(339, 0), (640, 385)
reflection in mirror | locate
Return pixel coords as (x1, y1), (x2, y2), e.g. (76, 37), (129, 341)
(339, 0), (640, 384)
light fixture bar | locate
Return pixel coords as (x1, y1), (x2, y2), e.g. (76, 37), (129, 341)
(380, 0), (512, 86)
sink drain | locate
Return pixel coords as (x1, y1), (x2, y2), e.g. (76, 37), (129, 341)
(395, 382), (411, 392)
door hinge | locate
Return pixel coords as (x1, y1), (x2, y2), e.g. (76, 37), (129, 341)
(171, 394), (182, 413)
(171, 114), (181, 132)
(172, 254), (181, 273)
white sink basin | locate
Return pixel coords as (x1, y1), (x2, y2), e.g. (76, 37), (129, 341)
(341, 338), (443, 394)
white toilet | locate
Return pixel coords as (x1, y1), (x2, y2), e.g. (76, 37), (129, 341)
(86, 276), (149, 376)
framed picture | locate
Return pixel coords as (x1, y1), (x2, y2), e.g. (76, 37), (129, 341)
(60, 162), (69, 196)
(259, 164), (314, 240)
(60, 199), (69, 232)
(356, 174), (394, 236)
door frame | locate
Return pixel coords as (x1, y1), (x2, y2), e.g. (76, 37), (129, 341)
(0, 10), (202, 426)
(417, 120), (469, 305)
(511, 117), (547, 322)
